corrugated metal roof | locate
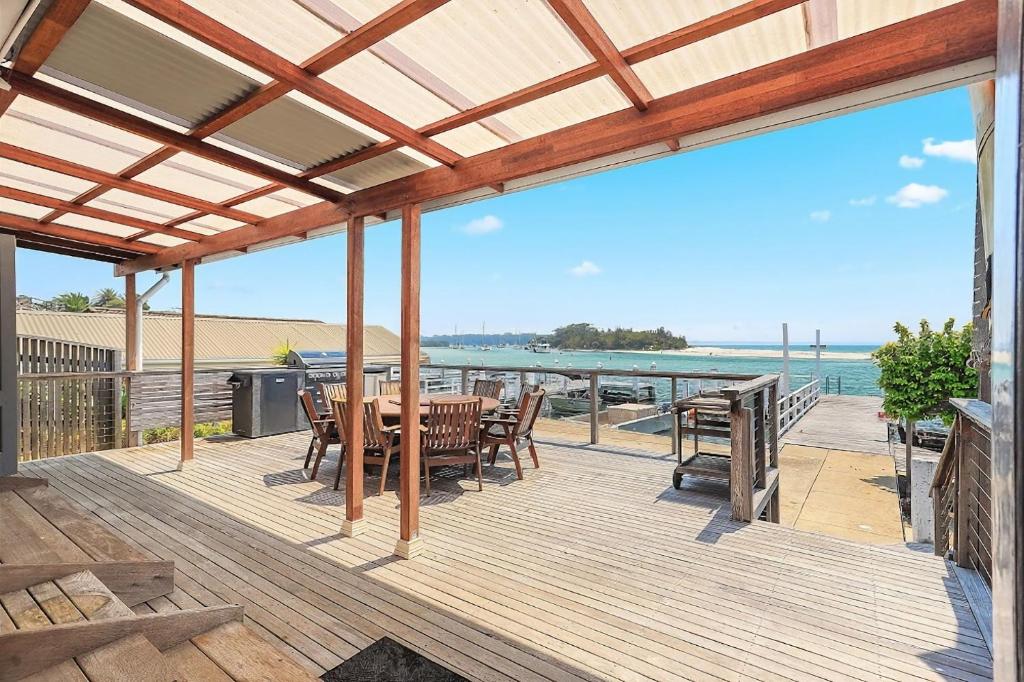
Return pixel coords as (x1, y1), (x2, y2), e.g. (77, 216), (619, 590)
(43, 2), (259, 128)
(325, 148), (431, 189)
(16, 310), (406, 364)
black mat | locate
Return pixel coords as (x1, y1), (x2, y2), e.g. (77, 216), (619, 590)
(321, 637), (469, 682)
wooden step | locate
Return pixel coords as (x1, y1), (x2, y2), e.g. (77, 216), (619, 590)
(189, 620), (319, 682)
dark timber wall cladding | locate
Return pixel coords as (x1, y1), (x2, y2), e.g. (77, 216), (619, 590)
(129, 369), (234, 431)
(0, 236), (16, 474)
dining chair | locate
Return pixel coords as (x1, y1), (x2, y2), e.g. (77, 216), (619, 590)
(298, 389), (342, 482)
(318, 382), (346, 415)
(331, 398), (401, 494)
(482, 389), (545, 480)
(421, 397), (484, 494)
(471, 378), (504, 400)
(378, 379), (402, 396)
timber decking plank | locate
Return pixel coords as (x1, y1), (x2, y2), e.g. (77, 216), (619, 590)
(21, 434), (992, 681)
(193, 620), (320, 682)
(56, 571), (134, 621)
(75, 633), (173, 681)
(0, 492), (89, 564)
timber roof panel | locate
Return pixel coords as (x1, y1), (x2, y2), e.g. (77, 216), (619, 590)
(0, 0), (997, 266)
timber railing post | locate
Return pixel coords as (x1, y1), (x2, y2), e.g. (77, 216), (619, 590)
(589, 372), (599, 445)
(729, 400), (754, 522)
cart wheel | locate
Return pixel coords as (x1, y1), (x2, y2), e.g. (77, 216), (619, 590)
(672, 471), (683, 490)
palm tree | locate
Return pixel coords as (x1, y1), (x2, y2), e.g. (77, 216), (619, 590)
(52, 292), (91, 312)
(92, 287), (125, 308)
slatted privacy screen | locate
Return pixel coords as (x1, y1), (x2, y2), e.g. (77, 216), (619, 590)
(18, 372), (127, 461)
(17, 335), (120, 373)
(129, 369), (235, 431)
(956, 415), (993, 585)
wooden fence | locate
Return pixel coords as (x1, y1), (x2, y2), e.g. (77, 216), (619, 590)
(128, 369), (236, 431)
(932, 398), (992, 586)
(17, 372), (127, 461)
(17, 335), (120, 374)
(777, 379), (821, 435)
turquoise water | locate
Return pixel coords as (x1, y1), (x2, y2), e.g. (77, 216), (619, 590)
(426, 345), (882, 397)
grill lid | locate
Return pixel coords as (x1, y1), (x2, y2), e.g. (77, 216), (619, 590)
(286, 350), (347, 368)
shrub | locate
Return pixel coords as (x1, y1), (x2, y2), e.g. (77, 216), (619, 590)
(872, 319), (977, 424)
(143, 421), (233, 445)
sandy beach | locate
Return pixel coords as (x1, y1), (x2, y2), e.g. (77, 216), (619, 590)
(625, 346), (874, 361)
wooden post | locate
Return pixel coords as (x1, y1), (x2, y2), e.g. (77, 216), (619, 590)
(589, 373), (599, 445)
(460, 368), (469, 394)
(814, 328), (822, 382)
(178, 260), (195, 468)
(342, 216), (365, 537)
(905, 419), (914, 490)
(396, 204), (422, 559)
(124, 274), (138, 447)
(781, 322), (790, 398)
(0, 236), (15, 475)
(729, 402), (754, 522)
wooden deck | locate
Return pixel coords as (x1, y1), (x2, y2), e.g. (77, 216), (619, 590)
(782, 395), (890, 455)
(20, 431), (992, 681)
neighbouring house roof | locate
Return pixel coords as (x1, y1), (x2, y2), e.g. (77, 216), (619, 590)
(15, 309), (407, 366)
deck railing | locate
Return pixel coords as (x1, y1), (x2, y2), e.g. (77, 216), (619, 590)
(931, 398), (993, 586)
(778, 379), (821, 435)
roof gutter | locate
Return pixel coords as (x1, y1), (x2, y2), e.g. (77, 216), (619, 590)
(134, 272), (170, 371)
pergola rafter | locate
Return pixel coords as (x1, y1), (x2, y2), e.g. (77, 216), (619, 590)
(0, 211), (159, 254)
(114, 0), (997, 276)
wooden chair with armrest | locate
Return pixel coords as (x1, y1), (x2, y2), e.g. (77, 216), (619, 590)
(482, 389), (545, 480)
(377, 380), (402, 396)
(318, 382), (346, 415)
(298, 389), (342, 482)
(331, 398), (401, 494)
(421, 397), (484, 494)
(472, 378), (504, 400)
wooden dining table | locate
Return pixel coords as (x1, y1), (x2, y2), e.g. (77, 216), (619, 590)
(374, 393), (501, 420)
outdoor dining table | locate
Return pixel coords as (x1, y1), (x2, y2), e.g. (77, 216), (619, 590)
(374, 393), (501, 420)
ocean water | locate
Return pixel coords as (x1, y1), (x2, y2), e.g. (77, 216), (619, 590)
(426, 345), (882, 397)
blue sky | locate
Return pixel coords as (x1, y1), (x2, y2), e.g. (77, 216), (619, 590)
(15, 87), (978, 345)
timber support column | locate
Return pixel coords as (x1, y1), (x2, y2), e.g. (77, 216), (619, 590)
(124, 274), (138, 446)
(342, 216), (366, 537)
(396, 204), (423, 559)
(179, 260), (195, 469)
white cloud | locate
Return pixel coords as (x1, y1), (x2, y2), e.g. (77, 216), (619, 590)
(569, 260), (602, 277)
(849, 196), (876, 207)
(922, 137), (976, 163)
(887, 183), (948, 208)
(899, 155), (924, 169)
(460, 215), (503, 235)
(809, 210), (831, 223)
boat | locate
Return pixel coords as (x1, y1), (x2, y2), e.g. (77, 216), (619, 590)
(527, 342), (552, 353)
(549, 380), (603, 417)
(598, 381), (656, 405)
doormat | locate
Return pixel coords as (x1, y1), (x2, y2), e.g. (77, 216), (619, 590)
(321, 637), (469, 681)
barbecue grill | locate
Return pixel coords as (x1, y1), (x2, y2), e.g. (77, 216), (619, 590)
(286, 350), (390, 409)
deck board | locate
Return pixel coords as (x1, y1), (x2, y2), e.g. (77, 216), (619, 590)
(21, 432), (992, 681)
(782, 395), (890, 455)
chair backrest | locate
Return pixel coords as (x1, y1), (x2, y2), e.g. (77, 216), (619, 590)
(319, 382), (347, 411)
(424, 398), (482, 451)
(515, 382), (539, 406)
(361, 399), (391, 450)
(378, 380), (402, 396)
(516, 389), (546, 437)
(472, 378), (504, 400)
(330, 397), (348, 441)
(299, 390), (328, 436)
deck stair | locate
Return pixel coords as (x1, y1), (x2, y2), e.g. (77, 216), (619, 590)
(0, 476), (318, 681)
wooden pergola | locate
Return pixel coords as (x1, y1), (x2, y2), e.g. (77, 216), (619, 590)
(0, 0), (998, 561)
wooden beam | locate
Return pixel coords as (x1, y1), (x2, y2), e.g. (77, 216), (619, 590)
(3, 232), (136, 263)
(113, 0), (996, 274)
(803, 0), (838, 49)
(342, 215), (365, 537)
(9, 1), (91, 75)
(0, 143), (262, 223)
(116, 201), (348, 275)
(0, 186), (201, 241)
(0, 606), (243, 680)
(396, 204), (422, 559)
(179, 259), (195, 466)
(546, 0), (652, 110)
(0, 560), (174, 607)
(345, 0), (996, 217)
(122, 0), (462, 167)
(125, 275), (138, 372)
(0, 211), (160, 254)
(6, 73), (343, 202)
